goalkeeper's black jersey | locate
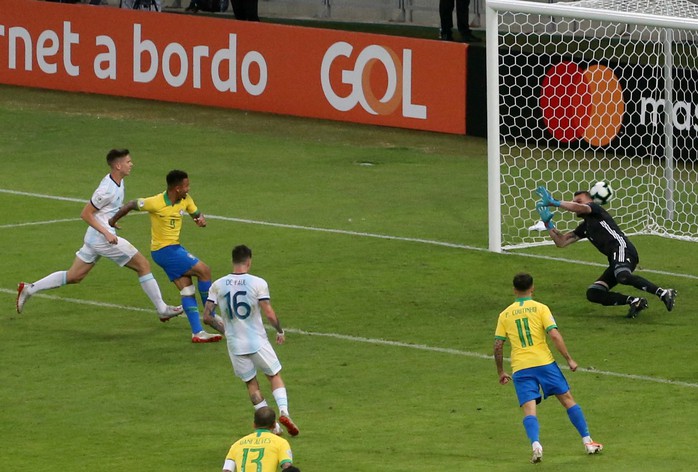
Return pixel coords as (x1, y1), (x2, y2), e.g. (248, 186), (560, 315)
(572, 203), (638, 261)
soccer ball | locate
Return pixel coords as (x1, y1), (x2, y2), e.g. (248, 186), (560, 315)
(589, 181), (613, 205)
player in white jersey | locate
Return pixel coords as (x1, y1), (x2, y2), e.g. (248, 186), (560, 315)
(16, 149), (182, 321)
(203, 244), (300, 437)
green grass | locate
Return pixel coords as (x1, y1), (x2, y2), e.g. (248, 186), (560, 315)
(0, 85), (697, 471)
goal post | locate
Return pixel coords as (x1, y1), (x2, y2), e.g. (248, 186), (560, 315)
(486, 0), (698, 252)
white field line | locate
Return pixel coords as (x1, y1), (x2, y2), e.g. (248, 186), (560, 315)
(0, 188), (87, 203)
(2, 287), (696, 389)
(0, 218), (82, 229)
(284, 327), (698, 389)
(1, 187), (697, 281)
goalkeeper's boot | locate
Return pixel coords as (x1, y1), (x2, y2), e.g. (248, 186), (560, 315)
(279, 414), (300, 436)
(626, 297), (648, 318)
(158, 305), (184, 322)
(531, 444), (543, 463)
(16, 282), (32, 314)
(660, 289), (677, 312)
(584, 441), (604, 454)
(191, 331), (222, 343)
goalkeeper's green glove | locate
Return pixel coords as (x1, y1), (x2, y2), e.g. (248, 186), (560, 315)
(536, 186), (561, 207)
(536, 201), (555, 229)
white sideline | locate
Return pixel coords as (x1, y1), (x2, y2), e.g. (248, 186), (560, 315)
(1, 187), (697, 281)
(2, 287), (696, 390)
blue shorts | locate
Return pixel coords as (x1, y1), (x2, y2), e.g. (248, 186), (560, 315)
(151, 245), (199, 281)
(512, 362), (569, 406)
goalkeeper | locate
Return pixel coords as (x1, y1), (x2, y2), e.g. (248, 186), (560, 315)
(535, 186), (677, 318)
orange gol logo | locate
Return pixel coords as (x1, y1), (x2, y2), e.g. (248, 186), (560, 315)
(540, 62), (625, 146)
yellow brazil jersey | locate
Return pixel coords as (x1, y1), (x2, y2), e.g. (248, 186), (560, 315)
(494, 297), (557, 372)
(225, 429), (293, 472)
(136, 192), (198, 251)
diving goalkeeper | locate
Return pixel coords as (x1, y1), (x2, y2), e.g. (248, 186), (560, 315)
(535, 185), (677, 318)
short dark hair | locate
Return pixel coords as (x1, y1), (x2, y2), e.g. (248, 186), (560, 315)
(232, 245), (253, 264)
(513, 273), (533, 291)
(106, 149), (129, 165)
(166, 169), (188, 188)
(574, 190), (591, 198)
(284, 466), (301, 472)
(254, 406), (276, 429)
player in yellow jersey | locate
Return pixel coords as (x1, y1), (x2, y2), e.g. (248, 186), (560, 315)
(109, 170), (222, 343)
(223, 407), (300, 472)
(16, 149), (182, 321)
(494, 273), (603, 464)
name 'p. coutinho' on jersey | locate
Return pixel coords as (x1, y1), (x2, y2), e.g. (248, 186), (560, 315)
(494, 297), (557, 372)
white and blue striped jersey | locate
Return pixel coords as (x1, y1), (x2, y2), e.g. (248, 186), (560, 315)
(208, 273), (271, 356)
(84, 174), (124, 245)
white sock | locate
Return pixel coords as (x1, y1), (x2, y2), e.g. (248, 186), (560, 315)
(253, 400), (268, 410)
(532, 441), (542, 450)
(30, 271), (67, 294)
(272, 387), (289, 416)
(138, 274), (167, 314)
(582, 436), (592, 444)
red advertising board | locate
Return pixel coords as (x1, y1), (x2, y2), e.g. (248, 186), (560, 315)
(0, 0), (467, 133)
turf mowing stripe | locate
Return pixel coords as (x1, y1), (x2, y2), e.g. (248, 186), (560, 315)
(2, 288), (697, 390)
(2, 187), (697, 282)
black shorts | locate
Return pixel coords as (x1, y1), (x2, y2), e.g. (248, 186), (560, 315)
(596, 248), (638, 288)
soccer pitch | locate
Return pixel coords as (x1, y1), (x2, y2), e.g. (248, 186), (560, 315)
(1, 85), (697, 471)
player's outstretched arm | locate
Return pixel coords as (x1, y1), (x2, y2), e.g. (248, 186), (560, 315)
(108, 200), (139, 228)
(536, 185), (561, 207)
(536, 201), (555, 229)
(547, 227), (580, 248)
(557, 200), (592, 215)
(537, 186), (592, 215)
(534, 199), (580, 248)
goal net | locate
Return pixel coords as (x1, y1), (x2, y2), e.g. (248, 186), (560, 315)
(486, 0), (698, 251)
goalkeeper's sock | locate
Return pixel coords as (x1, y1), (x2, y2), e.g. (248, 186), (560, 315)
(181, 295), (203, 333)
(566, 404), (590, 438)
(30, 271), (67, 293)
(523, 415), (540, 444)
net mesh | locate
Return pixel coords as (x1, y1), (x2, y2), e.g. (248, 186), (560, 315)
(495, 0), (698, 250)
